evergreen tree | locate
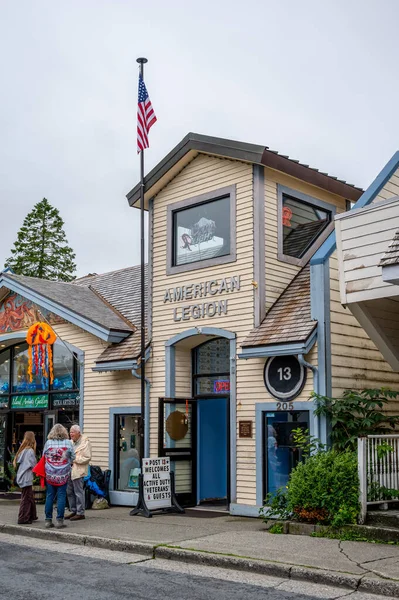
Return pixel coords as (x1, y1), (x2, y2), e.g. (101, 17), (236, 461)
(5, 198), (76, 281)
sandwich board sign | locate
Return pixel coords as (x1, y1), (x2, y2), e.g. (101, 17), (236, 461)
(129, 456), (184, 518)
(143, 457), (172, 510)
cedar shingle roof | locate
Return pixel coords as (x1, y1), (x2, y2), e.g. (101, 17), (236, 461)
(379, 224), (399, 267)
(95, 331), (143, 363)
(75, 265), (148, 364)
(75, 264), (148, 329)
(242, 265), (316, 348)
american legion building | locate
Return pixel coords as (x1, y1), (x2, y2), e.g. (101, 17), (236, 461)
(1, 133), (399, 515)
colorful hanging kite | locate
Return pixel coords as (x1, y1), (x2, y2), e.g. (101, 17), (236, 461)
(26, 322), (57, 384)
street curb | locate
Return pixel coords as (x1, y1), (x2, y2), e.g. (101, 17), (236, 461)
(155, 546), (291, 579)
(155, 546), (399, 596)
(0, 523), (154, 557)
(2, 523), (399, 597)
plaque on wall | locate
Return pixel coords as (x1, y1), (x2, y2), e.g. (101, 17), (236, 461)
(239, 420), (253, 438)
(264, 355), (306, 401)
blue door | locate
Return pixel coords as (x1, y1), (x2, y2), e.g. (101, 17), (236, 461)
(198, 398), (228, 502)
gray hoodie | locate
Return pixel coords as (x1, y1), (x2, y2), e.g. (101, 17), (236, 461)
(16, 448), (37, 488)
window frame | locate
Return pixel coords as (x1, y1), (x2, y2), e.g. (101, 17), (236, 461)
(277, 184), (336, 267)
(166, 185), (236, 275)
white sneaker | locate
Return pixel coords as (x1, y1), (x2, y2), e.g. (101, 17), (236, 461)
(55, 519), (66, 529)
(45, 520), (54, 529)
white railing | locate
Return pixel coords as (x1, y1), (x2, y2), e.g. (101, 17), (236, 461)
(358, 435), (399, 523)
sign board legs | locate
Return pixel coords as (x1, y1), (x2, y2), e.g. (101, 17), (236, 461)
(130, 472), (184, 518)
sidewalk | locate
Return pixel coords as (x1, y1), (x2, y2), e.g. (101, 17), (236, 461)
(1, 500), (399, 597)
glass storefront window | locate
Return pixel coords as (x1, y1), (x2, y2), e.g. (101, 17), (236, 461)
(115, 415), (142, 492)
(173, 196), (231, 267)
(264, 410), (309, 496)
(0, 349), (10, 396)
(12, 344), (43, 392)
(52, 344), (75, 390)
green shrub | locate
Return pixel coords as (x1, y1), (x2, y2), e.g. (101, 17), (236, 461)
(287, 450), (360, 527)
(314, 388), (399, 451)
(260, 486), (291, 521)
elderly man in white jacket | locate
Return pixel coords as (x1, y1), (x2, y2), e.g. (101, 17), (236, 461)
(65, 425), (92, 521)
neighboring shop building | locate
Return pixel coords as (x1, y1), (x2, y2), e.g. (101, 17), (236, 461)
(127, 133), (399, 516)
(334, 151), (399, 376)
(0, 267), (147, 506)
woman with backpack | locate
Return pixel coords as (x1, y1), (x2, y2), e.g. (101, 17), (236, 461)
(14, 431), (38, 525)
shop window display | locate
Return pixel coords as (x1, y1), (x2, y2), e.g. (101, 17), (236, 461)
(173, 196), (231, 267)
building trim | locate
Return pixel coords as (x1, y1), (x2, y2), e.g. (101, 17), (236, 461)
(253, 165), (265, 327)
(238, 329), (317, 359)
(311, 151), (399, 266)
(109, 406), (141, 507)
(229, 503), (260, 518)
(92, 360), (137, 372)
(164, 326), (237, 504)
(255, 401), (316, 506)
(166, 327), (236, 347)
(310, 259), (331, 443)
(165, 185), (237, 276)
(126, 133), (362, 208)
(0, 275), (129, 343)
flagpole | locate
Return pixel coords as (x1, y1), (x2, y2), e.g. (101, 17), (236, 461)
(137, 56), (148, 464)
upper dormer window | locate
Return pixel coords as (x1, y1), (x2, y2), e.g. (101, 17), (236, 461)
(278, 185), (336, 266)
(167, 186), (236, 275)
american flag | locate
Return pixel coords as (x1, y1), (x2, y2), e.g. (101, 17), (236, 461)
(137, 73), (157, 153)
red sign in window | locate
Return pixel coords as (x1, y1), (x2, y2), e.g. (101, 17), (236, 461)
(213, 380), (230, 393)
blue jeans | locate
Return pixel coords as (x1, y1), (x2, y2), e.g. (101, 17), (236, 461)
(45, 483), (67, 520)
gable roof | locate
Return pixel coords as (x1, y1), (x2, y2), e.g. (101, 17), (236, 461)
(126, 133), (363, 208)
(242, 265), (316, 349)
(0, 272), (133, 343)
(75, 264), (148, 328)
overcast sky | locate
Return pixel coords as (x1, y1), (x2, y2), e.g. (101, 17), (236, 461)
(0, 0), (398, 277)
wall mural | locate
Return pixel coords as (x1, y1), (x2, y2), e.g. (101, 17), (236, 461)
(0, 293), (65, 334)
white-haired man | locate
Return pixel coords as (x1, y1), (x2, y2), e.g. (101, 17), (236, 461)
(65, 425), (92, 521)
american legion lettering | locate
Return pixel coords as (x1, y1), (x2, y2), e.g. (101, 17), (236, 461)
(163, 275), (241, 322)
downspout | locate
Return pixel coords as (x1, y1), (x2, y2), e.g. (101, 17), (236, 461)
(132, 355), (151, 458)
(298, 354), (320, 442)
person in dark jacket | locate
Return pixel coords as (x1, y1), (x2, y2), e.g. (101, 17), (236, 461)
(14, 431), (38, 525)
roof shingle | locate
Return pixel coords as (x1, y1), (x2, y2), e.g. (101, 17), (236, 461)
(242, 265), (316, 348)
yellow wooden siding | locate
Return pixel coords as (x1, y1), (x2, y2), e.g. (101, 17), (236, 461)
(149, 154), (326, 507)
(330, 253), (399, 406)
(50, 323), (141, 470)
(372, 167), (399, 203)
(264, 167), (347, 310)
(336, 198), (399, 305)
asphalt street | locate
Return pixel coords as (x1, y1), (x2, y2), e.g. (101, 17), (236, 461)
(0, 534), (395, 600)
